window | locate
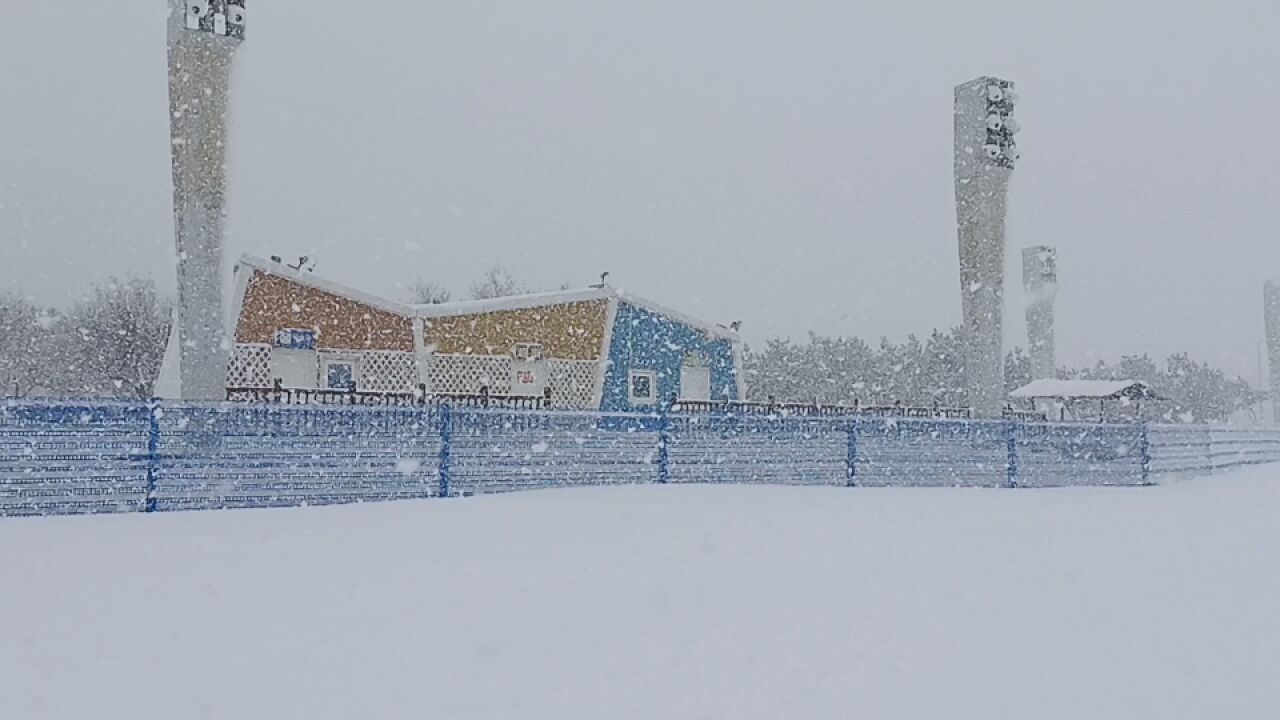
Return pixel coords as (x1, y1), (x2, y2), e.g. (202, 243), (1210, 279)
(325, 361), (355, 391)
(273, 328), (316, 350)
(512, 343), (545, 361)
(629, 370), (658, 405)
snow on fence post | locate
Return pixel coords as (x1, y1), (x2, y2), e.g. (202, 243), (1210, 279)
(657, 405), (671, 484)
(1005, 419), (1019, 489)
(1140, 423), (1153, 484)
(846, 421), (859, 487)
(438, 404), (453, 497)
(144, 402), (161, 513)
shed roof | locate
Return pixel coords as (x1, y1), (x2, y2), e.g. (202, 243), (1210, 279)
(1010, 379), (1155, 399)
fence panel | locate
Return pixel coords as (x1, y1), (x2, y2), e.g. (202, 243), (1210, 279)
(5, 400), (1280, 519)
(854, 418), (1008, 487)
(1015, 422), (1147, 487)
(666, 415), (848, 485)
(1147, 424), (1211, 476)
(152, 404), (442, 511)
(447, 409), (660, 494)
(1146, 425), (1280, 477)
(1206, 427), (1280, 472)
(0, 403), (151, 516)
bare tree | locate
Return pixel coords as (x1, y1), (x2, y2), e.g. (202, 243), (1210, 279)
(409, 279), (452, 305)
(56, 277), (171, 399)
(469, 267), (528, 300)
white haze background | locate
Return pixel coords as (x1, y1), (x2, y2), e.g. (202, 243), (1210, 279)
(2, 0), (1279, 379)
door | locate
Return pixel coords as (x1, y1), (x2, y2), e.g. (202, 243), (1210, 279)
(270, 348), (318, 389)
(680, 364), (711, 402)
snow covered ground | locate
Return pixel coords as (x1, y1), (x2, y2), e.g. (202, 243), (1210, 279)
(3, 470), (1279, 719)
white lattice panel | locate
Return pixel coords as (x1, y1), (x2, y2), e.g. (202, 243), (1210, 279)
(356, 351), (419, 394)
(429, 354), (512, 395)
(549, 359), (599, 409)
(227, 344), (271, 388)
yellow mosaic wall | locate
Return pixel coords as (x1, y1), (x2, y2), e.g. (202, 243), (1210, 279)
(235, 270), (415, 352)
(422, 300), (609, 361)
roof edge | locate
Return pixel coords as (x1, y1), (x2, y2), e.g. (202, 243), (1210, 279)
(235, 254), (417, 317)
(233, 255), (741, 344)
(614, 293), (741, 343)
(413, 287), (614, 318)
(417, 286), (741, 343)
(1010, 378), (1153, 399)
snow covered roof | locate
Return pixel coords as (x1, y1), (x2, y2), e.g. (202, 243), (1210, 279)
(417, 287), (741, 342)
(234, 255), (741, 343)
(236, 255), (418, 316)
(413, 287), (613, 317)
(1010, 379), (1155, 399)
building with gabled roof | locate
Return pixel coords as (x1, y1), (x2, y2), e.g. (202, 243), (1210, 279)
(225, 255), (744, 411)
(1010, 379), (1160, 422)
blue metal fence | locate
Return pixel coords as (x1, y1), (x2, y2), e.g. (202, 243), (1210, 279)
(0, 403), (152, 516)
(1, 400), (1276, 518)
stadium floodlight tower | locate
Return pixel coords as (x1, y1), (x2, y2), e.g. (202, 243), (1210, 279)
(1265, 281), (1280, 424)
(166, 0), (245, 399)
(955, 76), (1019, 416)
(1022, 246), (1057, 380)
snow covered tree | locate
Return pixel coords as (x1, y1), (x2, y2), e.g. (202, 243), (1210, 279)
(0, 293), (56, 397)
(744, 337), (810, 403)
(55, 277), (171, 398)
(745, 328), (971, 407)
(745, 328), (1258, 420)
(1004, 347), (1032, 393)
(922, 329), (968, 407)
(1161, 353), (1258, 422)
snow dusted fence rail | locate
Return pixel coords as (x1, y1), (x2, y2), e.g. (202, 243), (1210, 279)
(0, 401), (1276, 517)
(1146, 424), (1280, 477)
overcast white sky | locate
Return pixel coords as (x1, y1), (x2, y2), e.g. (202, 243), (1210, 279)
(3, 1), (1279, 380)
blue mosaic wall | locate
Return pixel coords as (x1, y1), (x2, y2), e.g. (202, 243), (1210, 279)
(601, 302), (739, 412)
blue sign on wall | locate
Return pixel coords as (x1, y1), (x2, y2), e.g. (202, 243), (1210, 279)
(274, 328), (316, 350)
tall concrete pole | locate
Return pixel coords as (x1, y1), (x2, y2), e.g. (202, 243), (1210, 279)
(167, 1), (244, 399)
(1265, 280), (1280, 424)
(955, 77), (1019, 416)
(1022, 246), (1057, 380)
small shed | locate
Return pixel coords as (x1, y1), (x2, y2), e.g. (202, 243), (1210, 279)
(1010, 379), (1160, 422)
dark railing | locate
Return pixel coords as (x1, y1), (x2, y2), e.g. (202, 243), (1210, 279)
(670, 400), (973, 420)
(1003, 407), (1049, 422)
(226, 385), (551, 411)
(226, 386), (1036, 422)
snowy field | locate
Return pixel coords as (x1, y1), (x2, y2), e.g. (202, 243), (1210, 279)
(3, 471), (1280, 719)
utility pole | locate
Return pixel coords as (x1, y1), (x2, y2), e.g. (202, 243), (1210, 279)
(166, 1), (245, 399)
(955, 77), (1020, 416)
(1022, 246), (1057, 380)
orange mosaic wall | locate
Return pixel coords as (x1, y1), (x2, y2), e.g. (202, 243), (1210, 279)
(234, 270), (414, 352)
(422, 300), (609, 361)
